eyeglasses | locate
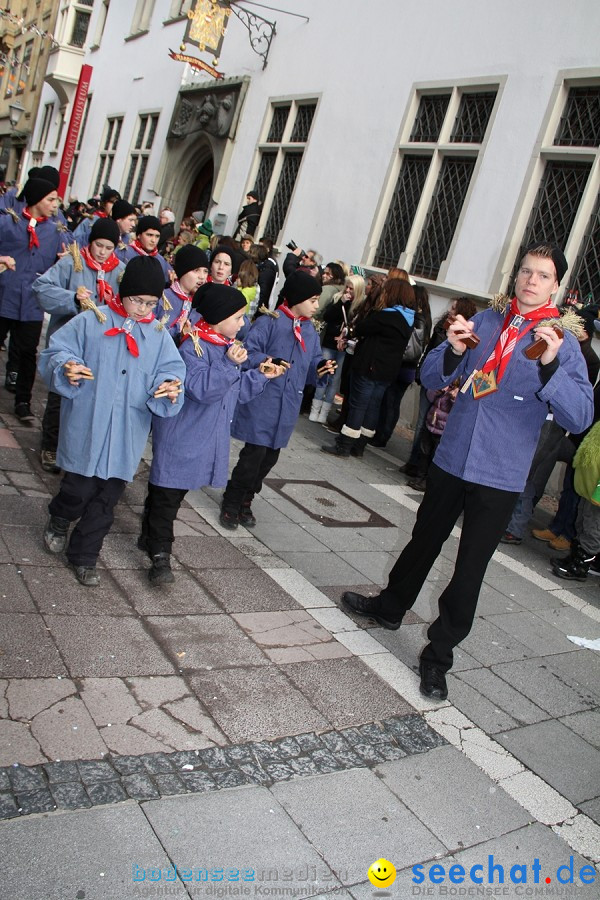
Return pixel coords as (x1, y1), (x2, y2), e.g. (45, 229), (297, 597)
(127, 297), (159, 311)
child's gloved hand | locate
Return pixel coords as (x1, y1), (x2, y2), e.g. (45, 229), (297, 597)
(63, 360), (94, 385)
(153, 379), (183, 403)
(227, 343), (248, 364)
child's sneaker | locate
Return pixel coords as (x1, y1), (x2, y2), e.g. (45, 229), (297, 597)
(588, 555), (600, 577)
(239, 503), (256, 527)
(43, 515), (70, 554)
(219, 509), (239, 530)
(71, 565), (100, 587)
(148, 553), (175, 586)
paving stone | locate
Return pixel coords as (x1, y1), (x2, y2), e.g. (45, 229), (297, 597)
(111, 754), (145, 775)
(378, 744), (531, 851)
(79, 677), (142, 726)
(262, 761), (295, 781)
(350, 742), (386, 764)
(46, 615), (175, 677)
(458, 618), (533, 666)
(164, 696), (228, 745)
(77, 759), (117, 784)
(8, 765), (46, 792)
(0, 613), (67, 678)
(270, 736), (302, 758)
(137, 752), (175, 774)
(197, 747), (229, 769)
(190, 667), (329, 743)
(154, 773), (187, 796)
(283, 657), (413, 728)
(579, 797), (600, 825)
(147, 614), (267, 671)
(0, 767), (10, 791)
(224, 744), (254, 765)
(169, 750), (201, 770)
(276, 550), (369, 587)
(237, 761), (271, 784)
(333, 748), (365, 768)
(99, 723), (173, 756)
(31, 696), (109, 762)
(294, 732), (325, 752)
(1, 526), (70, 567)
(0, 719), (45, 766)
(485, 609), (579, 656)
(383, 714), (447, 753)
(195, 568), (299, 613)
(111, 568), (219, 616)
(320, 731), (351, 754)
(122, 772), (161, 800)
(496, 719), (600, 804)
(15, 788), (55, 814)
(560, 710), (600, 749)
(357, 722), (395, 743)
(491, 658), (596, 717)
(174, 534), (256, 569)
(546, 649), (600, 705)
(0, 565), (36, 613)
(21, 566), (133, 616)
(272, 768), (445, 884)
(6, 677), (77, 721)
(212, 768), (252, 788)
(43, 760), (79, 784)
(127, 675), (190, 708)
(85, 780), (128, 806)
(309, 748), (345, 773)
(453, 666), (549, 729)
(180, 771), (217, 792)
(50, 781), (91, 810)
(0, 792), (19, 819)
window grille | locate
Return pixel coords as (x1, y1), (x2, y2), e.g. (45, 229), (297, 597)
(263, 153), (302, 238)
(374, 156), (431, 269)
(450, 92), (496, 143)
(565, 193), (600, 302)
(254, 151), (277, 201)
(410, 94), (450, 142)
(412, 157), (476, 279)
(123, 114), (159, 204)
(93, 116), (123, 195)
(70, 10), (91, 48)
(554, 86), (600, 147)
(290, 103), (316, 142)
(267, 106), (290, 143)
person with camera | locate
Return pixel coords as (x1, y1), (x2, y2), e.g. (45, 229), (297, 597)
(282, 240), (322, 278)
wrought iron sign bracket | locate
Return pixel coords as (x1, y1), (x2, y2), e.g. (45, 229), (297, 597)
(230, 2), (276, 69)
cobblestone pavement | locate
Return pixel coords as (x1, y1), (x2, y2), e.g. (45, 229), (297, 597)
(0, 378), (599, 898)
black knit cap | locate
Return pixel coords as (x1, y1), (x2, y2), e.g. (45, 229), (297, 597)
(22, 178), (56, 206)
(174, 244), (209, 278)
(111, 199), (136, 221)
(100, 186), (120, 203)
(38, 166), (60, 189)
(136, 215), (161, 235)
(282, 270), (322, 307)
(120, 256), (165, 299)
(89, 217), (120, 247)
(211, 246), (234, 268)
(525, 242), (568, 285)
(192, 282), (245, 323)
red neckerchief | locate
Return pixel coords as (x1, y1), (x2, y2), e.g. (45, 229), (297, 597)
(207, 274), (233, 286)
(103, 294), (154, 358)
(169, 280), (193, 330)
(95, 211), (108, 219)
(23, 208), (48, 249)
(80, 245), (120, 305)
(278, 300), (308, 351)
(481, 297), (559, 383)
(129, 238), (158, 257)
(183, 318), (232, 347)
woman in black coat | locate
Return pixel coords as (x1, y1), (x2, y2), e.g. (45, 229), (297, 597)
(322, 279), (415, 457)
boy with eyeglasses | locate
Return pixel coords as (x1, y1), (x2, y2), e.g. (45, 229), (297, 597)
(343, 243), (593, 702)
(38, 256), (185, 587)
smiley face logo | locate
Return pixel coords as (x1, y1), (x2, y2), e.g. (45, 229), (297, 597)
(367, 858), (396, 888)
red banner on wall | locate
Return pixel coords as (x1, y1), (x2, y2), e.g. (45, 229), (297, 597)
(58, 64), (93, 198)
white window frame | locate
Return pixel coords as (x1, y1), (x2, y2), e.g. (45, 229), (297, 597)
(121, 112), (160, 204)
(93, 115), (124, 195)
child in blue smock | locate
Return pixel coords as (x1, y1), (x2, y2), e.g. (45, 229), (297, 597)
(220, 271), (336, 529)
(155, 244), (208, 339)
(140, 282), (284, 585)
(39, 256), (185, 587)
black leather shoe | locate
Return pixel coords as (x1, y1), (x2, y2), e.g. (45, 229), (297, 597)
(71, 565), (100, 587)
(219, 509), (239, 530)
(342, 591), (401, 630)
(419, 660), (448, 700)
(239, 505), (256, 527)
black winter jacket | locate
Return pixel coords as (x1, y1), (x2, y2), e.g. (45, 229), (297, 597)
(353, 309), (413, 383)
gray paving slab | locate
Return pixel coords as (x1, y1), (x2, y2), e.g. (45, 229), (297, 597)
(97, 532), (151, 569)
(174, 534), (257, 569)
(446, 674), (522, 733)
(559, 710), (600, 749)
(146, 614), (267, 671)
(0, 565), (36, 613)
(336, 550), (393, 583)
(481, 572), (559, 609)
(0, 802), (191, 898)
(194, 568), (299, 613)
(46, 614), (176, 677)
(302, 523), (391, 552)
(190, 665), (330, 742)
(546, 649), (600, 705)
(144, 785), (343, 892)
(1, 525), (66, 567)
(0, 495), (50, 526)
(533, 603), (600, 637)
(466, 582), (526, 616)
(276, 551), (371, 586)
(457, 618), (534, 666)
(377, 744), (532, 851)
(282, 658), (414, 727)
(251, 522), (330, 552)
(580, 797), (600, 825)
(452, 667), (549, 729)
(271, 768), (445, 884)
(370, 622), (481, 673)
(111, 568), (220, 616)
(492, 657), (597, 717)
(0, 613), (67, 677)
(484, 610), (579, 656)
(496, 719), (600, 804)
(449, 822), (593, 898)
(22, 565), (134, 616)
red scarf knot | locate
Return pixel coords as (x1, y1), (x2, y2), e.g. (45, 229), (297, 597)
(23, 208), (48, 250)
(103, 294), (154, 357)
(481, 297), (559, 383)
(129, 239), (158, 257)
(184, 317), (232, 347)
(278, 301), (308, 351)
(80, 245), (120, 305)
(169, 281), (193, 331)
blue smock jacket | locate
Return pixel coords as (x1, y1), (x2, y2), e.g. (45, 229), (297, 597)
(421, 307), (594, 493)
(0, 213), (73, 321)
(32, 253), (125, 343)
(0, 191), (69, 228)
(156, 285), (200, 338)
(38, 308), (185, 481)
(120, 245), (172, 285)
(231, 312), (322, 449)
(149, 337), (268, 490)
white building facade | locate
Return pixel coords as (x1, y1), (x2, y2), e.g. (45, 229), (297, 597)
(32, 0), (600, 313)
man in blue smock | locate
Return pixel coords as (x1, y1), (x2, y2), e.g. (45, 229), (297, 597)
(343, 244), (593, 701)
